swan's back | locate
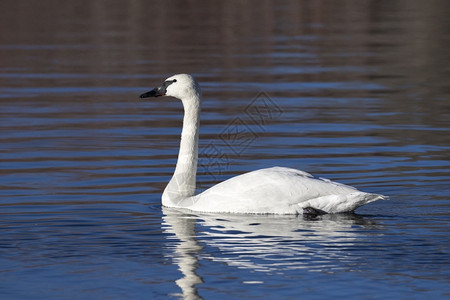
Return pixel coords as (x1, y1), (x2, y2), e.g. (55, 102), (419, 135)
(180, 167), (384, 214)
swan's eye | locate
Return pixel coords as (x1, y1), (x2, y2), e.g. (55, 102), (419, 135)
(164, 79), (177, 87)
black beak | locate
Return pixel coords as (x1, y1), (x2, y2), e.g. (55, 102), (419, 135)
(140, 79), (177, 99)
(139, 86), (166, 98)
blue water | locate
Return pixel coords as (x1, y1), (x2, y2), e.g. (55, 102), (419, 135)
(1, 1), (449, 299)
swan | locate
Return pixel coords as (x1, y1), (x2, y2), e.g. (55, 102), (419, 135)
(140, 74), (387, 215)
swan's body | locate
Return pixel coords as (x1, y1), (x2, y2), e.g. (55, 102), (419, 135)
(140, 74), (386, 215)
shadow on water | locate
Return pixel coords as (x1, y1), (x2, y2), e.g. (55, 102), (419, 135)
(161, 207), (382, 299)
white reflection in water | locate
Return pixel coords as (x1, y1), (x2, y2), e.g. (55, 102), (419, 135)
(162, 207), (380, 298)
(162, 208), (204, 300)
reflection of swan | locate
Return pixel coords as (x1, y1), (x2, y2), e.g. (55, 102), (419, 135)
(162, 207), (380, 286)
(141, 74), (386, 214)
(162, 210), (203, 300)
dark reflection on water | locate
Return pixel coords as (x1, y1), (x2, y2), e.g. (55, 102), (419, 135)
(1, 0), (449, 299)
(162, 208), (449, 299)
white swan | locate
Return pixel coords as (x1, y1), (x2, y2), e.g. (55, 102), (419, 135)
(140, 74), (387, 215)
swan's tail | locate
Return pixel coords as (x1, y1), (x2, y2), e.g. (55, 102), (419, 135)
(298, 192), (388, 214)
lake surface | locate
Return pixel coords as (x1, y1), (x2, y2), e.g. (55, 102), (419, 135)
(1, 1), (449, 299)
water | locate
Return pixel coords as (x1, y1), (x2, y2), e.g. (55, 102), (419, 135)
(1, 1), (449, 299)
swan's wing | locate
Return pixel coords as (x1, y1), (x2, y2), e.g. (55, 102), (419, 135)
(186, 167), (381, 214)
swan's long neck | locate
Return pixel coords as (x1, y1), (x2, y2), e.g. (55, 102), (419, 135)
(162, 92), (201, 207)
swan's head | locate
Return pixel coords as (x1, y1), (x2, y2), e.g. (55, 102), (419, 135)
(139, 74), (201, 101)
